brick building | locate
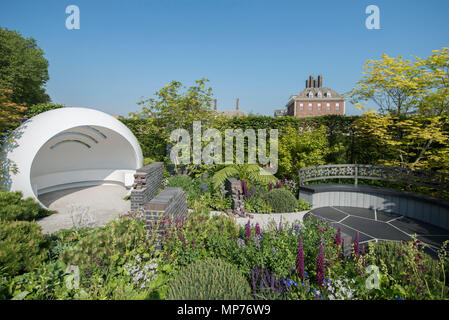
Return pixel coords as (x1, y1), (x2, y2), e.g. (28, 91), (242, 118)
(276, 75), (345, 118)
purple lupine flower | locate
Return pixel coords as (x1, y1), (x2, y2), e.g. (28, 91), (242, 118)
(246, 219), (251, 242)
(353, 232), (360, 258)
(242, 180), (249, 198)
(361, 246), (366, 267)
(278, 216), (283, 232)
(316, 243), (325, 286)
(251, 186), (255, 198)
(296, 236), (305, 280)
(334, 227), (342, 247)
(255, 223), (261, 236)
(269, 183), (273, 191)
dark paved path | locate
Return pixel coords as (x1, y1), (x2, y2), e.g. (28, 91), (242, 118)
(307, 206), (449, 256)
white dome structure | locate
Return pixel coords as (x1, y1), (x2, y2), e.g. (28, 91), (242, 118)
(1, 107), (143, 207)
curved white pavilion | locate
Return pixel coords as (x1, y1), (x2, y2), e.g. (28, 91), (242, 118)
(2, 107), (143, 207)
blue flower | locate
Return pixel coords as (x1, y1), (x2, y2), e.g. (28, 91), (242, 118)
(312, 289), (317, 294)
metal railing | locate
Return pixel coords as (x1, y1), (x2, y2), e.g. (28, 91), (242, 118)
(299, 164), (448, 198)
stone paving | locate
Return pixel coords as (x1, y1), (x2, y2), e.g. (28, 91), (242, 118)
(308, 206), (449, 255)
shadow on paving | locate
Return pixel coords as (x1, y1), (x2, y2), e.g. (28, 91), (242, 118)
(307, 206), (449, 257)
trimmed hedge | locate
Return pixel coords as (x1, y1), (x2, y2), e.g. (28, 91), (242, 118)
(166, 258), (252, 300)
(263, 189), (297, 213)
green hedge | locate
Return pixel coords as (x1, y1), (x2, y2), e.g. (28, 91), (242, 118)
(166, 258), (252, 300)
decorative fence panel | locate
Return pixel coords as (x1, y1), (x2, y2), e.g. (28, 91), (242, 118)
(299, 164), (448, 198)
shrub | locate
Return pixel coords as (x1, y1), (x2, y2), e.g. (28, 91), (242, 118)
(296, 199), (312, 211)
(59, 217), (149, 273)
(0, 190), (54, 221)
(244, 197), (272, 213)
(0, 220), (49, 277)
(263, 189), (297, 213)
(166, 258), (252, 300)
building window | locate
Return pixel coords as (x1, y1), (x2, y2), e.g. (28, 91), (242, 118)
(309, 103), (312, 111)
(317, 91), (322, 98)
(318, 103), (321, 110)
(300, 103), (303, 111)
(336, 103), (340, 110)
(308, 91), (314, 98)
(327, 103), (330, 111)
(326, 92), (332, 98)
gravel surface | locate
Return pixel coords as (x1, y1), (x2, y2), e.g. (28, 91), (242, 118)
(37, 184), (131, 234)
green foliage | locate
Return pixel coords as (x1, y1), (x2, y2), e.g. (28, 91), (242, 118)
(296, 198), (312, 211)
(0, 220), (49, 277)
(0, 190), (55, 221)
(2, 260), (88, 300)
(0, 88), (27, 137)
(263, 189), (297, 213)
(59, 217), (149, 273)
(349, 46), (449, 116)
(166, 258), (252, 300)
(0, 27), (50, 106)
(161, 214), (240, 270)
(357, 238), (449, 299)
(212, 164), (278, 189)
(244, 196), (272, 213)
(25, 103), (64, 118)
(354, 113), (449, 174)
(278, 125), (339, 180)
(166, 174), (231, 211)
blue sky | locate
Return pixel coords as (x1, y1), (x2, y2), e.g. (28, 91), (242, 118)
(1, 0), (448, 116)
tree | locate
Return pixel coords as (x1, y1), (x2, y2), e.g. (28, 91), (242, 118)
(25, 103), (64, 118)
(130, 78), (214, 136)
(415, 47), (449, 115)
(277, 125), (338, 181)
(130, 79), (215, 173)
(0, 89), (26, 138)
(354, 112), (449, 173)
(349, 47), (449, 116)
(0, 27), (50, 106)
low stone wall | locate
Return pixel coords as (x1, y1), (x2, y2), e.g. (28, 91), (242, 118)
(299, 184), (449, 231)
(130, 162), (163, 211)
(140, 187), (188, 249)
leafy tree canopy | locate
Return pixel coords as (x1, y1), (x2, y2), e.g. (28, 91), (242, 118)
(0, 27), (50, 106)
(349, 47), (449, 116)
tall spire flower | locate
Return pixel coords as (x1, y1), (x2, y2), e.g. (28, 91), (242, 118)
(316, 243), (325, 286)
(353, 232), (360, 258)
(246, 219), (251, 242)
(296, 236), (305, 280)
(255, 223), (261, 236)
(334, 227), (342, 246)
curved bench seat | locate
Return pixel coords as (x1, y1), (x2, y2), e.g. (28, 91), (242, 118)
(32, 169), (136, 195)
(299, 183), (449, 230)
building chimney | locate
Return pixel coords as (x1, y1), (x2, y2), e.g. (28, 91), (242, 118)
(236, 98), (239, 110)
(306, 79), (309, 88)
(309, 75), (314, 88)
(214, 99), (217, 111)
(318, 75), (322, 88)
(314, 80), (318, 88)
